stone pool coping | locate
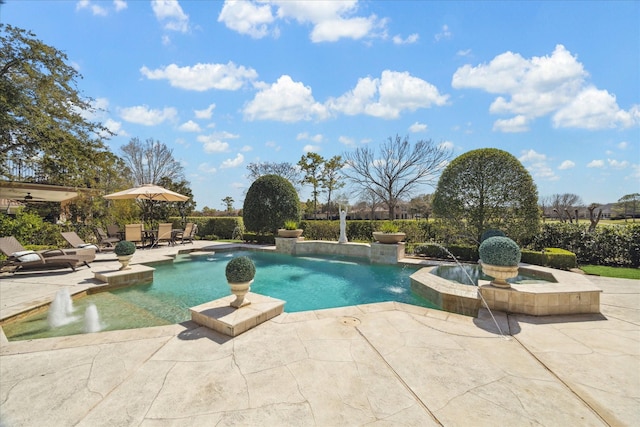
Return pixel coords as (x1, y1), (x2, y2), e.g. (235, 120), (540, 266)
(1, 241), (638, 426)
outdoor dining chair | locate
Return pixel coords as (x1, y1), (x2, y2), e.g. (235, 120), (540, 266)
(151, 223), (174, 248)
(125, 224), (145, 247)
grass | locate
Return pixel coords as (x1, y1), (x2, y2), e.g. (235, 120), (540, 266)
(580, 265), (640, 280)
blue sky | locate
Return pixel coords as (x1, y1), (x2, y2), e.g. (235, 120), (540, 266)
(4, 1), (639, 210)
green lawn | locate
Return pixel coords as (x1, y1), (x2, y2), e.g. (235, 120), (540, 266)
(580, 265), (640, 280)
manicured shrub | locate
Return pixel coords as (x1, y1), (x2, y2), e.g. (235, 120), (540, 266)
(114, 240), (136, 256)
(243, 175), (299, 234)
(479, 236), (521, 266)
(225, 256), (256, 283)
(521, 248), (577, 270)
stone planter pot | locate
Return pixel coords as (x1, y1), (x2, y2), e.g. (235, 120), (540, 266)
(480, 262), (518, 288)
(373, 232), (406, 244)
(277, 229), (303, 238)
(228, 279), (253, 308)
(117, 254), (134, 271)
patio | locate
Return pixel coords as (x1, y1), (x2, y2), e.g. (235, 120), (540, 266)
(1, 241), (638, 426)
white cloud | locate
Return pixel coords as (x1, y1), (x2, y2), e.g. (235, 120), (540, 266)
(218, 0), (387, 42)
(218, 0), (275, 38)
(198, 163), (217, 174)
(519, 149), (558, 181)
(303, 144), (321, 153)
(607, 159), (629, 169)
(241, 145), (253, 152)
(393, 33), (419, 45)
(587, 160), (605, 168)
(76, 0), (108, 16)
(141, 62), (258, 91)
(178, 120), (201, 132)
(327, 70), (448, 119)
(553, 87), (640, 129)
(618, 141), (629, 150)
(492, 115), (529, 133)
(519, 149), (546, 163)
(194, 104), (216, 119)
(297, 132), (323, 142)
(103, 118), (125, 136)
(558, 160), (575, 170)
(220, 153), (245, 169)
(243, 75), (328, 122)
(453, 44), (638, 131)
(439, 141), (454, 151)
(456, 49), (472, 57)
(265, 141), (281, 151)
(434, 24), (451, 41)
(113, 0), (127, 12)
(151, 0), (189, 33)
(196, 132), (238, 153)
(118, 105), (177, 125)
(409, 122), (427, 133)
(339, 136), (356, 146)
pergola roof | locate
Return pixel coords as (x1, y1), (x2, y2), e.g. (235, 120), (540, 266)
(0, 181), (79, 203)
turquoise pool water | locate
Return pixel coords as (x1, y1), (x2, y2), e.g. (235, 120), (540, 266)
(4, 251), (434, 341)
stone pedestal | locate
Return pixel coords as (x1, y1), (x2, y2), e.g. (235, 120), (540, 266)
(190, 292), (285, 337)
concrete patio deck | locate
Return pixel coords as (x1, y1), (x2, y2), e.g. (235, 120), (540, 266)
(1, 242), (638, 426)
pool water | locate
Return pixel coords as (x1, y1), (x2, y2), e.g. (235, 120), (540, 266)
(432, 264), (556, 286)
(3, 251), (434, 341)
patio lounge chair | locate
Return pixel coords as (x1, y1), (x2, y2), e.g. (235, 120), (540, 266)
(61, 231), (101, 252)
(0, 237), (90, 273)
(106, 224), (121, 239)
(94, 227), (120, 248)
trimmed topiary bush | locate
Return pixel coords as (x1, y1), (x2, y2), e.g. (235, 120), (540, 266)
(480, 229), (506, 243)
(479, 236), (521, 266)
(243, 175), (300, 234)
(225, 256), (256, 283)
(114, 240), (136, 256)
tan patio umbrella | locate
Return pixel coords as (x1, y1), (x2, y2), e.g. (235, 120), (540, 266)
(103, 184), (189, 202)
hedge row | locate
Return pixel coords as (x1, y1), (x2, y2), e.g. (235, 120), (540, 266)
(169, 217), (244, 240)
(521, 248), (577, 270)
(529, 223), (640, 267)
(299, 220), (434, 243)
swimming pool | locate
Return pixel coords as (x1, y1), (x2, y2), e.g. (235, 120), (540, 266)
(3, 251), (435, 341)
(431, 264), (557, 286)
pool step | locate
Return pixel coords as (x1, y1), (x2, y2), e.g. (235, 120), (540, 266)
(190, 292), (285, 337)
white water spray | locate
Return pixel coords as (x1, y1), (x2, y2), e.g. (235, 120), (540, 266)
(47, 289), (79, 328)
(84, 304), (102, 333)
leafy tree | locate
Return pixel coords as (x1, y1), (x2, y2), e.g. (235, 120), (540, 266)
(298, 152), (325, 219)
(222, 196), (234, 213)
(408, 194), (433, 220)
(243, 174), (300, 234)
(321, 155), (345, 218)
(432, 148), (540, 245)
(0, 24), (114, 186)
(342, 135), (451, 219)
(151, 177), (195, 224)
(614, 193), (640, 222)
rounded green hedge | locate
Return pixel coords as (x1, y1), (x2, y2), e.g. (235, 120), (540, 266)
(243, 175), (299, 234)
